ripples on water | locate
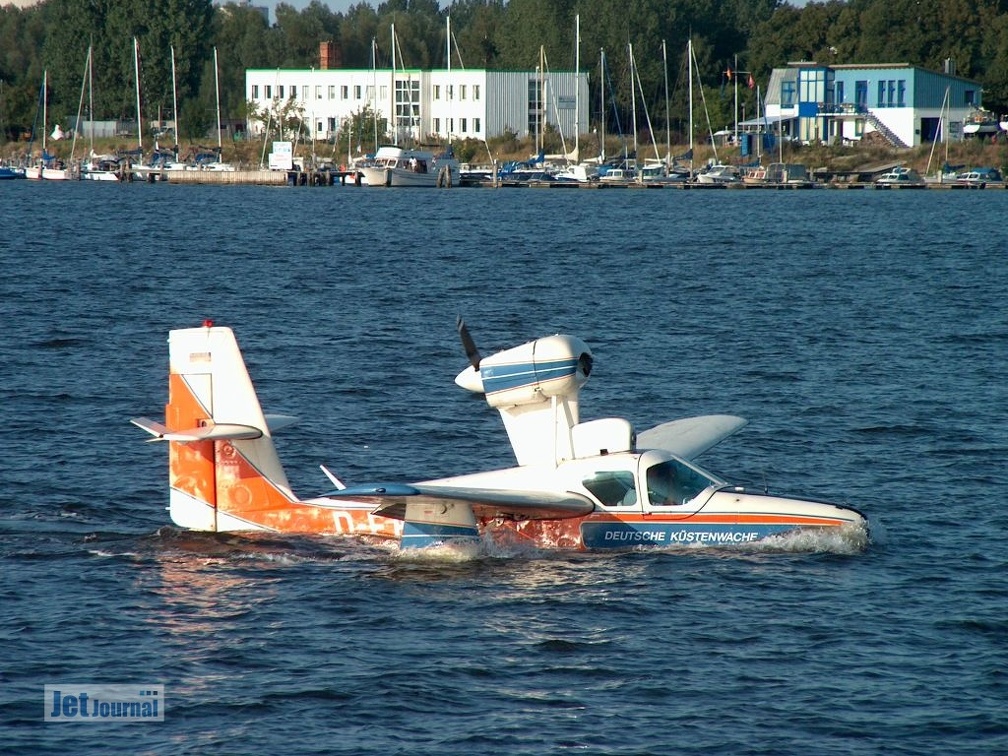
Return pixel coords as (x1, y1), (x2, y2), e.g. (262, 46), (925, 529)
(1, 183), (1006, 754)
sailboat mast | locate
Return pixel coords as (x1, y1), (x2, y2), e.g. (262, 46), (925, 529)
(733, 54), (739, 147)
(628, 42), (637, 170)
(446, 15), (451, 144)
(71, 47), (88, 162)
(687, 40), (694, 176)
(391, 23), (397, 146)
(662, 39), (670, 171)
(42, 69), (47, 152)
(134, 38), (142, 151)
(599, 49), (606, 162)
(538, 45), (544, 155)
(574, 13), (580, 162)
(171, 45), (179, 150)
(88, 46), (94, 153)
(214, 47), (222, 155)
(372, 37), (378, 151)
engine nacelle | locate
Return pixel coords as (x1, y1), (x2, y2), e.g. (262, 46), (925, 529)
(455, 334), (593, 410)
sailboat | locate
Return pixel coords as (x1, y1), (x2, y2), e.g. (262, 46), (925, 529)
(638, 40), (690, 185)
(691, 41), (739, 185)
(24, 70), (76, 180)
(79, 46), (122, 181)
(201, 47), (235, 170)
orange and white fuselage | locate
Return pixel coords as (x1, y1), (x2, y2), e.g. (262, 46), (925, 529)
(133, 325), (868, 552)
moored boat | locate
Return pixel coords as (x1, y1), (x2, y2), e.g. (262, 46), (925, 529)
(358, 145), (460, 187)
(955, 167), (1003, 188)
(695, 162), (740, 184)
(875, 166), (925, 188)
(963, 107), (999, 137)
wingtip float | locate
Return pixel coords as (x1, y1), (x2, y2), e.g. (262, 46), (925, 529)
(132, 322), (869, 552)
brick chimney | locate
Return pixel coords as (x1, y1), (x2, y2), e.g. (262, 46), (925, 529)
(319, 41), (342, 70)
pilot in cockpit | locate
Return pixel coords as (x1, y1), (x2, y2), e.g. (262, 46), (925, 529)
(646, 461), (684, 506)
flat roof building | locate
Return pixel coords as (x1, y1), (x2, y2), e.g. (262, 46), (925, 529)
(763, 62), (985, 147)
(245, 65), (589, 152)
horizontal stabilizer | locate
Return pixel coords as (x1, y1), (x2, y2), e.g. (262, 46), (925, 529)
(130, 416), (263, 442)
(637, 415), (748, 460)
(264, 414), (298, 433)
(321, 483), (595, 522)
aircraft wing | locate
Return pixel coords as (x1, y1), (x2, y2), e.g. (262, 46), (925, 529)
(320, 483), (596, 521)
(637, 415), (748, 460)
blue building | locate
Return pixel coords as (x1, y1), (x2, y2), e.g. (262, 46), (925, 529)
(764, 62), (984, 147)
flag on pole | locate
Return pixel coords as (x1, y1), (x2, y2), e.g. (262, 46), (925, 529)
(748, 73), (755, 89)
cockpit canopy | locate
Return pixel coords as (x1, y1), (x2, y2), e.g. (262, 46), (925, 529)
(577, 451), (724, 509)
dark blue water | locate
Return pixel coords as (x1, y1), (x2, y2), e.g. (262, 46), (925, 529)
(1, 181), (1006, 754)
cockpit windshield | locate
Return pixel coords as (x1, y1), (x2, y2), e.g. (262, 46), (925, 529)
(645, 458), (719, 506)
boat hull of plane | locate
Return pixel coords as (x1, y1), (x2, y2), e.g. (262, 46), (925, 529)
(176, 489), (866, 552)
(480, 493), (867, 551)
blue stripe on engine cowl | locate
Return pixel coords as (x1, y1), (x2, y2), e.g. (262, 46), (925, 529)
(401, 522), (480, 549)
(481, 358), (578, 395)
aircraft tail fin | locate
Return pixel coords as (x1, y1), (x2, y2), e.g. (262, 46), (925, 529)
(131, 323), (297, 531)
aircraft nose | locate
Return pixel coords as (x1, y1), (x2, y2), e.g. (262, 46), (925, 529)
(454, 366), (484, 393)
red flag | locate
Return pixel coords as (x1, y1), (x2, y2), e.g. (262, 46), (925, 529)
(747, 73), (755, 89)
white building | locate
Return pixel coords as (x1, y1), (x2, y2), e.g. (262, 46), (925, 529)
(762, 61), (985, 147)
(245, 66), (589, 149)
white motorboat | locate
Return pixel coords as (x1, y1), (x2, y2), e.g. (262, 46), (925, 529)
(875, 166), (925, 188)
(695, 163), (740, 184)
(358, 145), (460, 187)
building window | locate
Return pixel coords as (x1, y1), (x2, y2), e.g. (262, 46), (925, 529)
(965, 89), (976, 106)
(340, 85), (347, 99)
(380, 85), (388, 100)
(394, 79), (420, 136)
(528, 78), (542, 137)
(877, 81), (885, 107)
(317, 120), (322, 134)
(265, 84), (272, 99)
(315, 85), (322, 100)
(474, 118), (481, 134)
(474, 84), (480, 100)
(460, 84), (467, 100)
(781, 80), (795, 107)
(855, 119), (863, 136)
(460, 118), (467, 133)
(434, 85), (440, 100)
(252, 84), (259, 99)
(897, 80), (906, 107)
(449, 118), (454, 134)
(278, 85), (284, 99)
(835, 81), (844, 104)
(447, 84), (453, 100)
(328, 85), (335, 99)
(354, 85), (361, 100)
(433, 117), (440, 133)
(328, 117), (336, 133)
(290, 83), (296, 99)
(799, 69), (824, 104)
(302, 85), (309, 99)
(887, 80), (895, 107)
(366, 85), (374, 100)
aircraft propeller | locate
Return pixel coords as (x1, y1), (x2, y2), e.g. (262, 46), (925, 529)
(456, 316), (482, 371)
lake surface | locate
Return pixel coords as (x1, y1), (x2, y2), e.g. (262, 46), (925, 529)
(1, 181), (1006, 754)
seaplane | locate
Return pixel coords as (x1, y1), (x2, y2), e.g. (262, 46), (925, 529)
(131, 321), (869, 552)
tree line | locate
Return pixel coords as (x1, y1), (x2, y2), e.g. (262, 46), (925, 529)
(1, 0), (1006, 145)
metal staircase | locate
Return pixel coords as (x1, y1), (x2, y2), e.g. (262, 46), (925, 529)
(863, 111), (908, 148)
